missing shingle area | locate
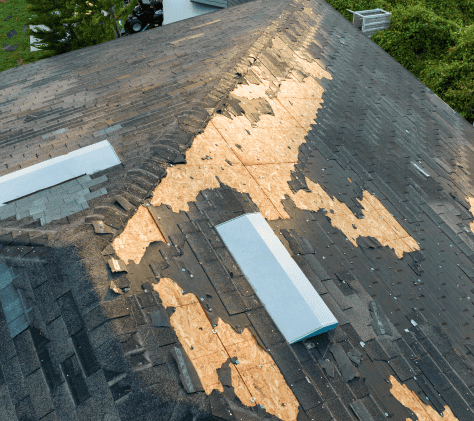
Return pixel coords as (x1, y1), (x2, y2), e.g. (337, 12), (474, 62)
(114, 33), (419, 264)
(152, 276), (300, 421)
(390, 375), (459, 421)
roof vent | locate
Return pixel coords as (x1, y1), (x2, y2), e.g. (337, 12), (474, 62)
(347, 8), (392, 38)
(0, 140), (120, 206)
(216, 213), (338, 343)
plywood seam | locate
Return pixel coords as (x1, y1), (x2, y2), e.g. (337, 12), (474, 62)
(153, 277), (300, 420)
(274, 90), (316, 129)
(114, 28), (419, 264)
(214, 329), (256, 400)
(210, 120), (285, 219)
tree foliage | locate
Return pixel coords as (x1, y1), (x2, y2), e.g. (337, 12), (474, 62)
(25, 0), (137, 58)
(25, 0), (82, 58)
(370, 5), (458, 72)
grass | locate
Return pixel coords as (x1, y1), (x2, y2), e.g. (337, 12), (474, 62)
(0, 0), (128, 73)
(0, 0), (44, 72)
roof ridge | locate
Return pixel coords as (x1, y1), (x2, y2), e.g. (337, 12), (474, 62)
(78, 1), (302, 242)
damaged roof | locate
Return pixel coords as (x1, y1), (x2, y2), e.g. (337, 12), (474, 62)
(2, 0), (474, 420)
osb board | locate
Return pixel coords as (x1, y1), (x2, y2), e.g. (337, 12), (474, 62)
(112, 205), (166, 264)
(240, 364), (299, 419)
(191, 350), (229, 392)
(150, 164), (282, 220)
(276, 96), (323, 131)
(213, 98), (301, 131)
(185, 123), (241, 166)
(214, 123), (307, 165)
(171, 302), (223, 360)
(113, 32), (419, 264)
(292, 184), (419, 258)
(154, 277), (198, 307)
(247, 167), (418, 257)
(271, 36), (331, 82)
(230, 78), (274, 101)
(468, 197), (474, 232)
(223, 339), (274, 372)
(152, 277), (300, 421)
(390, 376), (458, 421)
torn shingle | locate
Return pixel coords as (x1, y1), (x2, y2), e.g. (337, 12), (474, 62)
(171, 346), (204, 393)
(330, 344), (359, 382)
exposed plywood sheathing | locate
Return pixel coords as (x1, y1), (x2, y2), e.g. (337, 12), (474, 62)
(114, 34), (419, 262)
(290, 183), (419, 258)
(112, 205), (166, 264)
(153, 277), (300, 421)
(468, 197), (474, 232)
(389, 376), (458, 421)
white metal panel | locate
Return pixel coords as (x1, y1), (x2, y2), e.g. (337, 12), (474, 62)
(0, 140), (120, 205)
(216, 213), (338, 343)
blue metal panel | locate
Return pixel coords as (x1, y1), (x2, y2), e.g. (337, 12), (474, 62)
(216, 213), (338, 343)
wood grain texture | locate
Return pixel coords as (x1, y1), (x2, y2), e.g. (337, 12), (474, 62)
(153, 277), (300, 421)
(113, 205), (166, 264)
(390, 376), (458, 421)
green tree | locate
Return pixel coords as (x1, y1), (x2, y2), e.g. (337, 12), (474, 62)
(371, 4), (459, 73)
(371, 3), (474, 123)
(417, 25), (474, 122)
(25, 0), (137, 58)
(25, 0), (83, 59)
(450, 0), (474, 26)
(62, 0), (138, 42)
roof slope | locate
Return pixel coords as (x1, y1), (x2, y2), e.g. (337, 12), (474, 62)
(0, 0), (285, 177)
(2, 0), (474, 420)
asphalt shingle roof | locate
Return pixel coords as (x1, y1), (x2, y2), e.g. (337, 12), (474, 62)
(2, 0), (474, 420)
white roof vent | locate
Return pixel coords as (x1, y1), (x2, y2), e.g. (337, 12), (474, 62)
(0, 140), (120, 205)
(216, 213), (338, 344)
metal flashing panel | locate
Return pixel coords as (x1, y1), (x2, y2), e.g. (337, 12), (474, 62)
(0, 140), (120, 205)
(216, 213), (338, 343)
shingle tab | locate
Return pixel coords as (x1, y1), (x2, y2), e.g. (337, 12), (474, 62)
(57, 292), (84, 336)
(61, 355), (90, 406)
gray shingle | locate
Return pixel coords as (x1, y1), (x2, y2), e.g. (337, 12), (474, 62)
(3, 1), (474, 420)
(84, 189), (107, 201)
(0, 384), (18, 421)
(24, 368), (54, 419)
(0, 264), (14, 291)
(0, 205), (17, 220)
